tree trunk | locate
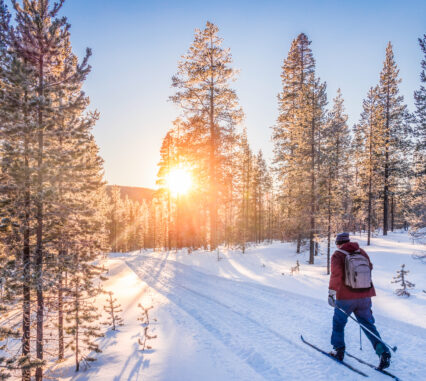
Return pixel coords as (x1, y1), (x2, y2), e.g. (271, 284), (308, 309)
(75, 279), (79, 372)
(35, 57), (45, 381)
(296, 234), (301, 254)
(58, 270), (64, 360)
(383, 87), (391, 236)
(209, 35), (217, 251)
(367, 113), (373, 246)
(327, 175), (332, 275)
(309, 110), (316, 265)
(383, 157), (389, 236)
(22, 116), (31, 381)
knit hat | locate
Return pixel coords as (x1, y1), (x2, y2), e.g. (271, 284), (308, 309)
(335, 232), (350, 245)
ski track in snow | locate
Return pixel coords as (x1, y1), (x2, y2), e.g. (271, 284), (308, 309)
(125, 253), (426, 381)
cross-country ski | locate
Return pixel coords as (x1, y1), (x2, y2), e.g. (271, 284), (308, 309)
(300, 335), (369, 377)
(345, 352), (402, 381)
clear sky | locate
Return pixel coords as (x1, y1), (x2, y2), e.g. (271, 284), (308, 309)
(23, 0), (426, 188)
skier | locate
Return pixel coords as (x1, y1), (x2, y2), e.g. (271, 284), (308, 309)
(328, 232), (391, 370)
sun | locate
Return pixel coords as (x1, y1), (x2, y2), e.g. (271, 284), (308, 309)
(166, 167), (192, 196)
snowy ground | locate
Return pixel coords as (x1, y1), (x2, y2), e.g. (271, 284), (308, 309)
(50, 231), (426, 380)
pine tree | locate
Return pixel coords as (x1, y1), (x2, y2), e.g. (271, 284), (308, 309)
(376, 42), (411, 235)
(353, 87), (383, 245)
(156, 130), (176, 251)
(322, 89), (350, 273)
(409, 35), (426, 231)
(0, 2), (105, 379)
(170, 21), (243, 250)
(272, 33), (327, 263)
(7, 2), (96, 378)
(391, 264), (415, 296)
(106, 186), (124, 252)
(238, 129), (253, 252)
(103, 291), (124, 331)
(252, 150), (269, 243)
(137, 303), (157, 351)
(0, 3), (37, 376)
(0, 2), (22, 379)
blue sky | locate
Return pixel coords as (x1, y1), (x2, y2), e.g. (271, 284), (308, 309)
(11, 0), (425, 188)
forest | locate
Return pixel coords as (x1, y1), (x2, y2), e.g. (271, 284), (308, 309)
(0, 1), (424, 380)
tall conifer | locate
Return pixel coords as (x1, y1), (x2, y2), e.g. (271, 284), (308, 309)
(170, 21), (243, 250)
(376, 43), (410, 235)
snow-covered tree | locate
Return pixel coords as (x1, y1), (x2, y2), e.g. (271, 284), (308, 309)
(353, 87), (383, 245)
(170, 21), (244, 250)
(408, 35), (426, 231)
(103, 291), (124, 331)
(0, 1), (106, 379)
(391, 264), (415, 297)
(321, 89), (350, 273)
(272, 33), (327, 263)
(137, 303), (157, 351)
(376, 43), (411, 235)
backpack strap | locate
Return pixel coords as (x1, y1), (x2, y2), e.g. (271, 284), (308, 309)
(336, 248), (350, 255)
(336, 248), (361, 256)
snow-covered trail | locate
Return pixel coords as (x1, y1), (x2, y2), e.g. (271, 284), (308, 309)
(125, 253), (425, 381)
(50, 232), (426, 381)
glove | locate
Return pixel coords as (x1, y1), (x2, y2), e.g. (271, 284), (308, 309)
(328, 289), (337, 307)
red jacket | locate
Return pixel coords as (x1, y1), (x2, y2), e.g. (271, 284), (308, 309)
(329, 241), (376, 300)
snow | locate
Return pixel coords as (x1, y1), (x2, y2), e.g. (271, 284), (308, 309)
(50, 231), (426, 380)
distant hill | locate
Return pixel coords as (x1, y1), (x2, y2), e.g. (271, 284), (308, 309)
(106, 185), (155, 204)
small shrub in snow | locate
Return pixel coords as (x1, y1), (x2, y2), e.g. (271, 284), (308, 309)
(137, 303), (157, 350)
(290, 260), (300, 275)
(103, 291), (124, 331)
(391, 264), (415, 297)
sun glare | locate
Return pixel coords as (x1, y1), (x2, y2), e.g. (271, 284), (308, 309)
(166, 168), (192, 196)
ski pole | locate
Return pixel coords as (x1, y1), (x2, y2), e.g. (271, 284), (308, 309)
(335, 306), (397, 353)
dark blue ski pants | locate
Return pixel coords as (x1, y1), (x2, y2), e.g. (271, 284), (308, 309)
(331, 297), (386, 353)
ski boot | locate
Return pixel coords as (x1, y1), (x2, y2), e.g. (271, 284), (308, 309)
(376, 343), (391, 370)
(329, 347), (345, 361)
(378, 351), (391, 370)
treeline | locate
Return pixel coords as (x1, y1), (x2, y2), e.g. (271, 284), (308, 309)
(273, 33), (425, 271)
(149, 22), (425, 266)
(0, 1), (106, 380)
